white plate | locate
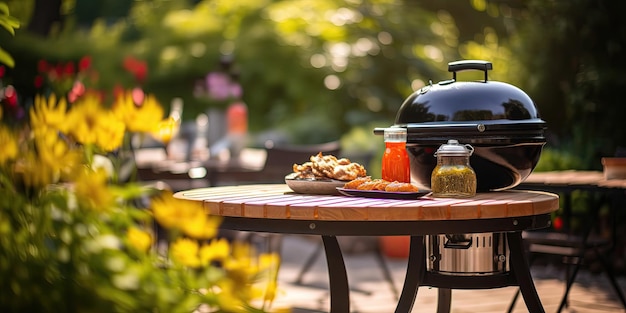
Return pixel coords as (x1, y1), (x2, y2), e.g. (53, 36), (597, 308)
(284, 173), (347, 195)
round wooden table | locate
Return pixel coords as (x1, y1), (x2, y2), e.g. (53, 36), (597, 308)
(175, 184), (559, 313)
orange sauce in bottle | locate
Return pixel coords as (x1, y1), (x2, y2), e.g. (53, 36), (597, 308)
(381, 128), (410, 183)
(380, 128), (411, 258)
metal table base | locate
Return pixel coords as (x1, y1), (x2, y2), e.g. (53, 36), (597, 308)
(222, 214), (551, 313)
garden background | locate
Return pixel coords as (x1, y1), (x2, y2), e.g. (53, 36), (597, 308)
(2, 1), (626, 311)
(2, 0), (625, 171)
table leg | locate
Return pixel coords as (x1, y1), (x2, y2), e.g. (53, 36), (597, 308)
(321, 235), (350, 313)
(508, 232), (545, 313)
(562, 192), (572, 233)
(436, 289), (452, 313)
(395, 235), (426, 313)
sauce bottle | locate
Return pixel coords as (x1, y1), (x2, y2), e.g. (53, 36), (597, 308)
(431, 139), (477, 198)
(381, 128), (410, 183)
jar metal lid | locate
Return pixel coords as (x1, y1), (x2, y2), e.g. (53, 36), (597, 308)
(435, 139), (474, 156)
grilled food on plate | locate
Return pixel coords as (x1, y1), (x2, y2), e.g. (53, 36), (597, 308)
(342, 176), (419, 192)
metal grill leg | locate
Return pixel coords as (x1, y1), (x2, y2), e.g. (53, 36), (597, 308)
(507, 253), (537, 313)
(395, 235), (426, 313)
(508, 232), (545, 313)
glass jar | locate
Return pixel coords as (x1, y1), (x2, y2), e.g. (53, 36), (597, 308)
(381, 128), (410, 183)
(431, 139), (477, 198)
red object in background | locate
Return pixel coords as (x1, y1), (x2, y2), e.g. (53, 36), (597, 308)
(34, 75), (44, 88)
(78, 56), (92, 72)
(226, 101), (248, 135)
(379, 236), (410, 259)
(0, 65), (5, 78)
(63, 62), (75, 76)
(123, 56), (148, 83)
(131, 87), (145, 106)
(37, 59), (48, 73)
(68, 81), (86, 103)
(4, 85), (18, 107)
(553, 216), (563, 231)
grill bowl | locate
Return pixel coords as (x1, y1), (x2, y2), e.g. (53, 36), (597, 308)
(407, 141), (544, 191)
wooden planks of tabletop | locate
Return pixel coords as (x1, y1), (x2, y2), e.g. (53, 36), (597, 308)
(174, 184), (559, 222)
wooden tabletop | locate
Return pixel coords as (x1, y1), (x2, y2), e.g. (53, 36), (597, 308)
(174, 184), (559, 222)
(521, 170), (626, 190)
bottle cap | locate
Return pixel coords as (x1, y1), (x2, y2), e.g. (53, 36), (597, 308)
(435, 139), (474, 156)
(383, 128), (407, 142)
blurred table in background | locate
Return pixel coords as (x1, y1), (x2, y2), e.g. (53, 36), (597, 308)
(134, 147), (266, 191)
(134, 139), (348, 190)
(513, 170), (626, 311)
(517, 170), (626, 232)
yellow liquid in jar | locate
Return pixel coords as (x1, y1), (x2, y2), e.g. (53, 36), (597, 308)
(431, 165), (477, 198)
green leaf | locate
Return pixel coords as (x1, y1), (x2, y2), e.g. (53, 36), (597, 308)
(0, 3), (8, 16)
(0, 19), (15, 35)
(5, 15), (19, 28)
(0, 47), (14, 68)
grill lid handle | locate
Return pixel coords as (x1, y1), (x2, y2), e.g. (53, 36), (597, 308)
(448, 60), (493, 82)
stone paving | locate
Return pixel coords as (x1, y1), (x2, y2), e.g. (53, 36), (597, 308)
(267, 235), (626, 313)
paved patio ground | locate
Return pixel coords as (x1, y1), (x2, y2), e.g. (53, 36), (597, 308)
(265, 234), (626, 313)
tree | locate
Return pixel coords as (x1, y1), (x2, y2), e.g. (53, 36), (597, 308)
(513, 0), (626, 167)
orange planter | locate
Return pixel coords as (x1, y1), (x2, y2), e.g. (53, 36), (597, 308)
(379, 236), (410, 259)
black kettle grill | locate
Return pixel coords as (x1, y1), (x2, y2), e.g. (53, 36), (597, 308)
(375, 60), (546, 191)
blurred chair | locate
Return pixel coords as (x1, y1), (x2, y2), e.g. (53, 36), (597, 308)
(260, 140), (342, 181)
(507, 192), (626, 312)
(293, 236), (399, 299)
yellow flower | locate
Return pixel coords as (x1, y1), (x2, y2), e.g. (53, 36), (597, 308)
(13, 131), (81, 188)
(258, 253), (281, 303)
(67, 93), (125, 151)
(29, 94), (69, 134)
(180, 211), (221, 240)
(95, 112), (126, 152)
(170, 237), (201, 268)
(214, 280), (248, 312)
(13, 151), (56, 188)
(33, 130), (82, 181)
(127, 227), (152, 253)
(74, 168), (115, 211)
(152, 116), (180, 145)
(151, 191), (191, 229)
(0, 126), (18, 165)
(151, 191), (222, 239)
(113, 91), (164, 133)
(223, 242), (258, 286)
(199, 238), (230, 265)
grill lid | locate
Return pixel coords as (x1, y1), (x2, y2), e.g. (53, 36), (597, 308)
(376, 60), (546, 143)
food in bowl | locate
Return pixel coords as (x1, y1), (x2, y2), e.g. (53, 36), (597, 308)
(291, 152), (367, 181)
